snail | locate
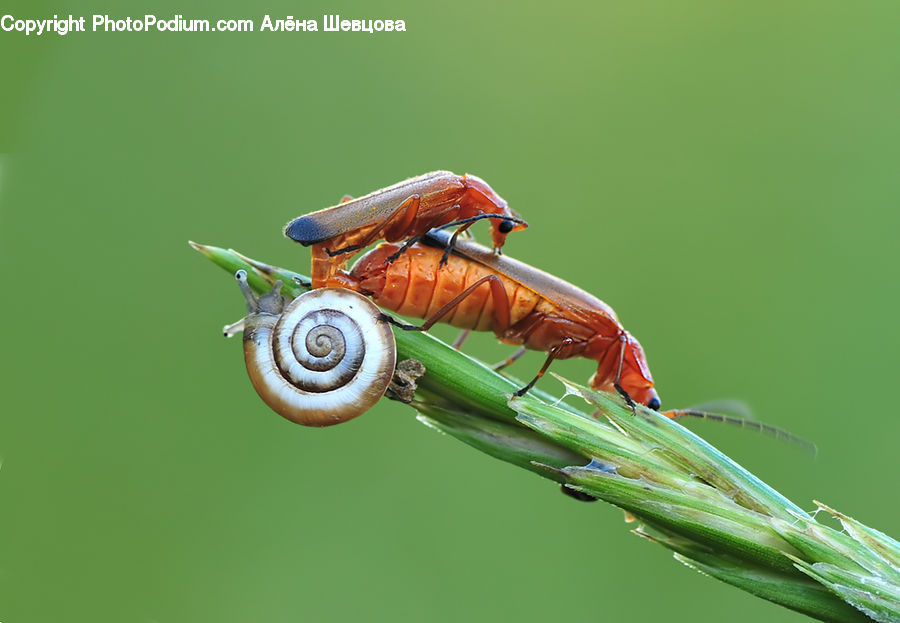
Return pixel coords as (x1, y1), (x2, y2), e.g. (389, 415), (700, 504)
(230, 270), (397, 426)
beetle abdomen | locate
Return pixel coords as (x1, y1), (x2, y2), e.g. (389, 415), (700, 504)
(351, 243), (540, 332)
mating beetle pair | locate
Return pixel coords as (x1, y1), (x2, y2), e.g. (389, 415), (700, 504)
(233, 171), (663, 427)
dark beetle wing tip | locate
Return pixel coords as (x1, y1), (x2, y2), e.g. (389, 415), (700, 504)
(284, 216), (327, 246)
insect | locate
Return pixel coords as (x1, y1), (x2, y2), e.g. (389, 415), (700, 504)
(347, 229), (661, 410)
(283, 171), (527, 289)
(345, 232), (814, 453)
(231, 270), (397, 426)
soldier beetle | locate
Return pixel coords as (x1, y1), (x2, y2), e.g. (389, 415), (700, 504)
(346, 230), (814, 453)
(283, 171), (527, 289)
(346, 228), (661, 410)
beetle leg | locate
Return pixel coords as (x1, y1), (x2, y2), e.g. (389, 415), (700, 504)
(410, 214), (528, 266)
(440, 219), (475, 268)
(611, 334), (638, 414)
(492, 346), (527, 371)
(382, 213), (506, 263)
(560, 484), (598, 502)
(386, 203), (468, 266)
(380, 275), (511, 333)
(451, 329), (472, 350)
(513, 337), (576, 397)
(385, 234), (425, 264)
(326, 194), (422, 257)
(427, 275), (510, 331)
(379, 313), (421, 331)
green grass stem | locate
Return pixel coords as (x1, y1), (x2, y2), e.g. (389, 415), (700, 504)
(191, 242), (899, 623)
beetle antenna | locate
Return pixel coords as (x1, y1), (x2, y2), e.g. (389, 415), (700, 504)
(663, 409), (817, 455)
(430, 213), (528, 230)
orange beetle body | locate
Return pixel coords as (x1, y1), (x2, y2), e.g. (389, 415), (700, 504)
(284, 171), (526, 289)
(349, 231), (659, 409)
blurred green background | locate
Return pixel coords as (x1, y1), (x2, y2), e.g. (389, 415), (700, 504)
(2, 1), (899, 621)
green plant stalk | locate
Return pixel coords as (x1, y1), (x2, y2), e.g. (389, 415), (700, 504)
(191, 243), (900, 623)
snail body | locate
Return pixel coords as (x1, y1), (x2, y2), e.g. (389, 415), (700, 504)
(234, 271), (396, 426)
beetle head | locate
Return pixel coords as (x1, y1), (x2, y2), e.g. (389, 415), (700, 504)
(589, 332), (660, 410)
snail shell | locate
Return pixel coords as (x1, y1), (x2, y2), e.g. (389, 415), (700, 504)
(234, 271), (397, 426)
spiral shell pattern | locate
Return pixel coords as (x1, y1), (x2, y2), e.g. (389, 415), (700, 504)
(242, 287), (397, 426)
